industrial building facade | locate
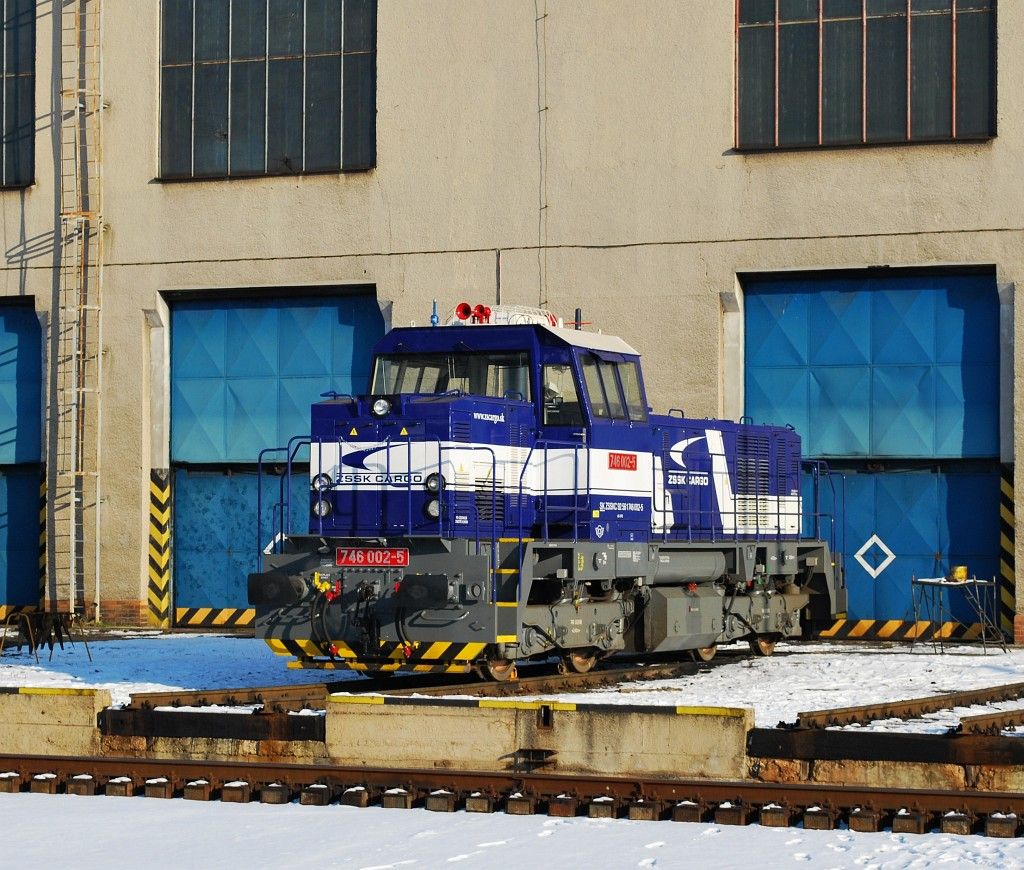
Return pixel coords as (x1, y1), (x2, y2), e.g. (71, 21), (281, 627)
(0, 1), (1018, 639)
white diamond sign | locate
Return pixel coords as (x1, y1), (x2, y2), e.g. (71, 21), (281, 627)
(854, 534), (896, 580)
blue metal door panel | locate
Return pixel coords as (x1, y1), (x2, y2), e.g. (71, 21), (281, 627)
(808, 287), (871, 367)
(871, 473), (939, 620)
(170, 293), (384, 611)
(0, 306), (41, 464)
(745, 273), (998, 458)
(940, 472), (1000, 589)
(171, 295), (384, 463)
(833, 469), (999, 622)
(0, 307), (41, 606)
(746, 367), (811, 439)
(840, 472), (878, 619)
(810, 366), (870, 456)
(173, 469), (309, 609)
(0, 467), (39, 606)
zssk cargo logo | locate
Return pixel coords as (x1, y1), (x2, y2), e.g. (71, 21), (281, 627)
(608, 452), (637, 471)
(339, 445), (424, 485)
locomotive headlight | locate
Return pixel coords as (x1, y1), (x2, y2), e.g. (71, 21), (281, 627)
(371, 397), (392, 417)
(312, 473), (333, 490)
(425, 498), (440, 519)
(425, 472), (444, 493)
(312, 498), (333, 518)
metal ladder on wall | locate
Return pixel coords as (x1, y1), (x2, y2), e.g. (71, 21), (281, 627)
(47, 0), (104, 618)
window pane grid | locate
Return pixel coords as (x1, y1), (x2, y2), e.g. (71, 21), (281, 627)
(0, 0), (35, 188)
(736, 0), (995, 149)
(160, 0), (375, 179)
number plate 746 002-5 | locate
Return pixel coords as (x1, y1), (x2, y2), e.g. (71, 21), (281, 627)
(335, 547), (410, 567)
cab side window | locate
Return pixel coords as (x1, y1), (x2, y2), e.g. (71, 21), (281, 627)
(581, 354), (628, 420)
(599, 360), (626, 420)
(542, 364), (583, 426)
(580, 355), (647, 422)
(618, 360), (648, 422)
(581, 355), (607, 418)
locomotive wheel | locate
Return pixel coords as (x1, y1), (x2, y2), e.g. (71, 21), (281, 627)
(482, 659), (518, 682)
(749, 637), (777, 657)
(558, 650), (598, 675)
(690, 644), (717, 663)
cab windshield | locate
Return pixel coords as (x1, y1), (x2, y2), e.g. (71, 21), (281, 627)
(371, 352), (531, 400)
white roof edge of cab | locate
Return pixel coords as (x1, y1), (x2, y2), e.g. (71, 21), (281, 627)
(540, 324), (639, 355)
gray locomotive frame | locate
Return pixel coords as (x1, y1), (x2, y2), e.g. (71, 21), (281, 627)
(251, 533), (845, 663)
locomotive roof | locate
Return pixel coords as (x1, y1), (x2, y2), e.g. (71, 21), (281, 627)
(375, 323), (640, 356)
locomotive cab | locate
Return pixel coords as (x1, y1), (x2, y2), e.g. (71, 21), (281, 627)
(249, 303), (846, 678)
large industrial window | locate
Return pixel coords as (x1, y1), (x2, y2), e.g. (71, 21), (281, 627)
(1, 0), (35, 187)
(736, 0), (996, 150)
(160, 0), (376, 179)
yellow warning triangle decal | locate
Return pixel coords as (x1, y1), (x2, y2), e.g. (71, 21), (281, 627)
(349, 427), (358, 436)
(400, 427), (409, 436)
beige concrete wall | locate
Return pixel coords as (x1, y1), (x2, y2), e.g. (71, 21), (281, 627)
(325, 697), (752, 779)
(0, 2), (1019, 614)
(0, 688), (110, 756)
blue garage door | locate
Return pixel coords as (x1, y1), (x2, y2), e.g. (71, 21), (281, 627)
(171, 294), (385, 611)
(0, 305), (41, 608)
(747, 273), (1000, 621)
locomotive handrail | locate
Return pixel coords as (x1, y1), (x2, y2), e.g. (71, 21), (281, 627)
(515, 438), (592, 588)
(801, 459), (845, 557)
(456, 445), (499, 597)
(525, 439), (591, 541)
(372, 435), (499, 589)
(285, 435), (311, 538)
(256, 446), (287, 561)
(373, 434), (436, 537)
(256, 436), (313, 560)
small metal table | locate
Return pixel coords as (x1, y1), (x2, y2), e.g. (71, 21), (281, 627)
(910, 576), (1007, 654)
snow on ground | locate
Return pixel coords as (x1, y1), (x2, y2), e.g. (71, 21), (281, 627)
(3, 635), (1024, 867)
(2, 792), (1024, 869)
(0, 632), (361, 706)
(592, 641), (1024, 728)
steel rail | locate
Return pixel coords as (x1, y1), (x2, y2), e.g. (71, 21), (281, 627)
(794, 681), (1024, 729)
(956, 708), (1024, 737)
(1, 753), (1023, 835)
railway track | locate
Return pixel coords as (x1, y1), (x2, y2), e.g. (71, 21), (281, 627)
(1, 752), (1021, 837)
(125, 654), (746, 712)
(791, 681), (1024, 730)
(956, 709), (1024, 736)
(104, 658), (738, 741)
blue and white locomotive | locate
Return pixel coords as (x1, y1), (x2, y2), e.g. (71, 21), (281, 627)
(249, 303), (846, 679)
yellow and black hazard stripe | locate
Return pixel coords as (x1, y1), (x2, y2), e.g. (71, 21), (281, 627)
(818, 619), (991, 642)
(1000, 464), (1015, 636)
(0, 604), (37, 621)
(37, 477), (46, 609)
(267, 637), (486, 674)
(148, 470), (171, 628)
(175, 607), (254, 628)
